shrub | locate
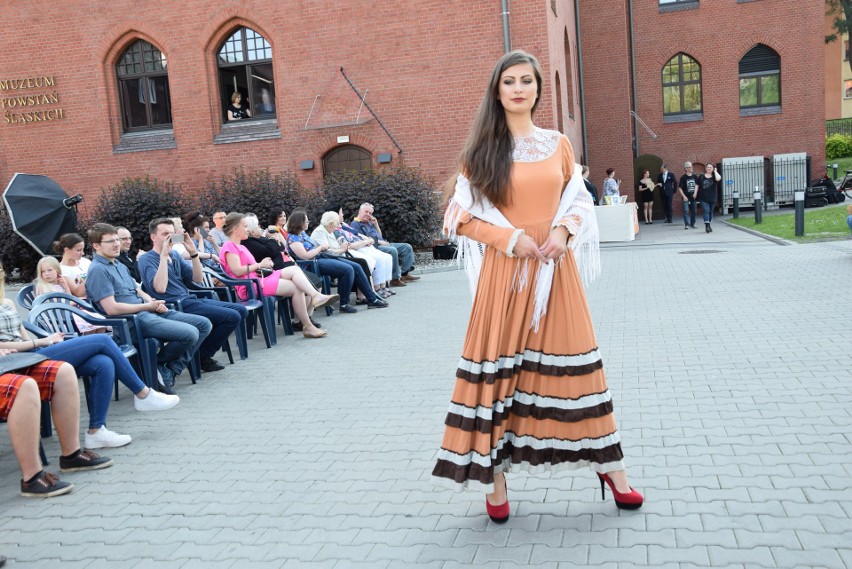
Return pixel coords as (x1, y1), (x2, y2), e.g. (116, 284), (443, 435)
(89, 176), (196, 253)
(198, 168), (315, 227)
(826, 133), (852, 160)
(318, 166), (442, 247)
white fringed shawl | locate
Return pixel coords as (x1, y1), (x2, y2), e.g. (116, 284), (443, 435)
(444, 160), (600, 332)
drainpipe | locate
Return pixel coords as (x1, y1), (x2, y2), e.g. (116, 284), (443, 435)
(628, 0), (639, 158)
(574, 0), (588, 164)
(501, 0), (511, 53)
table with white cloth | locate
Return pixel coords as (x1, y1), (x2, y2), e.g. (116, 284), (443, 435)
(594, 203), (639, 242)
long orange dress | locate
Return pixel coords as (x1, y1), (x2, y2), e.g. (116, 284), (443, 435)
(433, 129), (625, 492)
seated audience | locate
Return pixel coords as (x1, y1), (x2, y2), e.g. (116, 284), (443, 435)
(219, 212), (337, 339)
(210, 211), (228, 247)
(350, 202), (419, 287)
(287, 209), (389, 313)
(312, 211), (392, 301)
(331, 209), (394, 298)
(84, 223), (211, 394)
(3, 265), (177, 458)
(115, 227), (140, 282)
(34, 256), (108, 335)
(1, 346), (112, 497)
(55, 233), (91, 299)
(138, 218), (247, 372)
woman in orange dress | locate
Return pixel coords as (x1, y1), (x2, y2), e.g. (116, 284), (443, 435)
(432, 50), (643, 521)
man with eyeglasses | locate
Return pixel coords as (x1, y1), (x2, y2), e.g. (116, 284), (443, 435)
(210, 212), (227, 247)
(85, 223), (211, 395)
(115, 226), (140, 282)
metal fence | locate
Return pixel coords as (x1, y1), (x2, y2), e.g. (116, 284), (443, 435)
(719, 155), (810, 212)
(826, 118), (852, 137)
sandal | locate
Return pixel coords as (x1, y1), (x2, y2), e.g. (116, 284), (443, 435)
(312, 293), (339, 309)
(302, 327), (328, 339)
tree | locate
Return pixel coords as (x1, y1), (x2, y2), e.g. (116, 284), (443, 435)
(827, 0), (852, 72)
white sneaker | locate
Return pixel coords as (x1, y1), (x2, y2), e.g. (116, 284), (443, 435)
(84, 426), (132, 449)
(134, 390), (180, 412)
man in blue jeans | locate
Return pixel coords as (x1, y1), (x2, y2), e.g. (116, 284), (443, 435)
(351, 202), (420, 287)
(138, 218), (247, 373)
(85, 223), (211, 395)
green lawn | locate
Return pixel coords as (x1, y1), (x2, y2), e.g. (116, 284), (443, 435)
(728, 204), (851, 242)
(828, 156), (852, 177)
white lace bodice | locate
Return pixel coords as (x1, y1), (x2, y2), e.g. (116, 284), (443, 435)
(511, 126), (561, 163)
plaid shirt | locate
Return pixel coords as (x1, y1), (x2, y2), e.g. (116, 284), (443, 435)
(0, 300), (24, 342)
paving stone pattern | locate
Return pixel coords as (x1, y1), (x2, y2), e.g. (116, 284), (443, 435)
(1, 221), (850, 568)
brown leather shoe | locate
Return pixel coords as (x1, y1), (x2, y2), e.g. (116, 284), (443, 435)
(389, 278), (407, 287)
(401, 274), (420, 282)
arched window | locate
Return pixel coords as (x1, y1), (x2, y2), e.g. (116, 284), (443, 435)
(564, 29), (575, 119)
(116, 40), (172, 131)
(662, 53), (702, 116)
(739, 44), (780, 109)
(323, 145), (372, 176)
(217, 27), (276, 121)
(555, 72), (564, 134)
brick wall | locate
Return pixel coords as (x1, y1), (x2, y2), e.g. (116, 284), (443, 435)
(580, 0), (824, 205)
(0, 0), (579, 212)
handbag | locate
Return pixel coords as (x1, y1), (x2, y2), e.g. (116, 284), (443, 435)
(0, 352), (49, 376)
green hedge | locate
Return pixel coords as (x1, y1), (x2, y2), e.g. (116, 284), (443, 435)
(826, 133), (852, 160)
(318, 166), (442, 247)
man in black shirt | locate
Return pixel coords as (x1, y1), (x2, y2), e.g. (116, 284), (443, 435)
(678, 162), (700, 229)
(656, 164), (677, 223)
(115, 226), (140, 281)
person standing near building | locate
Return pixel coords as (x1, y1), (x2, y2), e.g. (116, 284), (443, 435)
(432, 50), (642, 522)
(698, 163), (721, 233)
(581, 165), (599, 205)
(637, 170), (655, 224)
(678, 162), (700, 229)
(656, 164), (677, 223)
(602, 168), (620, 201)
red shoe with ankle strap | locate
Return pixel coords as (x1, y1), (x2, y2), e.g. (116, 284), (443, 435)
(597, 473), (643, 510)
(485, 477), (510, 523)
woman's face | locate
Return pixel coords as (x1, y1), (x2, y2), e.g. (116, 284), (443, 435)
(705, 164), (714, 174)
(41, 265), (58, 283)
(65, 242), (84, 261)
(644, 171), (650, 178)
(277, 212), (287, 226)
(234, 95), (242, 106)
(498, 63), (538, 116)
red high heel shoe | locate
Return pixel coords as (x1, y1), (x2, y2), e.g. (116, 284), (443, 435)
(485, 476), (510, 523)
(598, 473), (643, 510)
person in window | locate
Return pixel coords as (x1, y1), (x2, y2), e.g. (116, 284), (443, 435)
(637, 170), (655, 225)
(602, 168), (621, 202)
(226, 92), (251, 121)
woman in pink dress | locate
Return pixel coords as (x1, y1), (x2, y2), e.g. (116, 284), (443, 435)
(218, 212), (337, 339)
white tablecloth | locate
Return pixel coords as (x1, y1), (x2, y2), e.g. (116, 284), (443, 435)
(595, 203), (639, 242)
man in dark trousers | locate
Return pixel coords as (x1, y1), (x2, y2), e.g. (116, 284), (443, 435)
(656, 164), (677, 223)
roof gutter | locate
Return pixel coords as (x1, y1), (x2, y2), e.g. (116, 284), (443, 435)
(501, 0), (511, 53)
(574, 0), (588, 163)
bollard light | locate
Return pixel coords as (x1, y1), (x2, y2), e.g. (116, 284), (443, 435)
(732, 190), (740, 219)
(794, 190), (805, 236)
(753, 187), (763, 224)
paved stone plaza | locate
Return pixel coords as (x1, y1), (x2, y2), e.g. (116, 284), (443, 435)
(1, 220), (850, 568)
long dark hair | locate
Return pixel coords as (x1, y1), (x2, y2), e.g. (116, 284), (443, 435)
(459, 50), (543, 208)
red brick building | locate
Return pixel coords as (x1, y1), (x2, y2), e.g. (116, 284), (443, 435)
(0, 0), (824, 217)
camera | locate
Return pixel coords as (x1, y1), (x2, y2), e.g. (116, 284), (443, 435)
(170, 234), (184, 244)
(267, 226), (279, 233)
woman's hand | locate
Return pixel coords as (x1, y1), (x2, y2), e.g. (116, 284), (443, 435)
(39, 332), (65, 347)
(512, 234), (546, 261)
(260, 258), (274, 270)
(539, 227), (570, 261)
